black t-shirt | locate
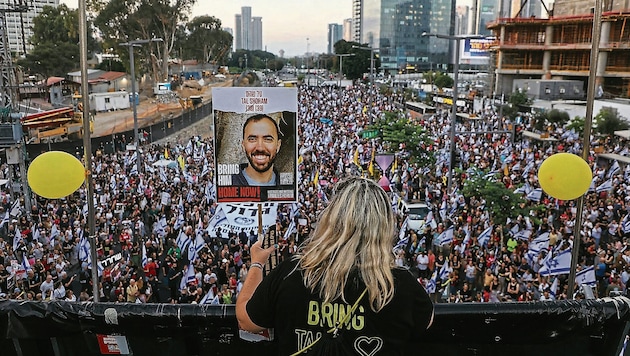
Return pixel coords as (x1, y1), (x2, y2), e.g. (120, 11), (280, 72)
(247, 259), (433, 355)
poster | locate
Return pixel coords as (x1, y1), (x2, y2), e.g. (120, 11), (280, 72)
(212, 87), (298, 203)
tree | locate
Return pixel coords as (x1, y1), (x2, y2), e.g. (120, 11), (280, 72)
(92, 0), (197, 82)
(461, 171), (529, 227)
(535, 108), (570, 131)
(594, 107), (629, 135)
(367, 111), (434, 166)
(96, 59), (127, 72)
(333, 40), (372, 80)
(433, 72), (453, 90)
(18, 5), (97, 79)
(177, 16), (232, 65)
(566, 116), (585, 136)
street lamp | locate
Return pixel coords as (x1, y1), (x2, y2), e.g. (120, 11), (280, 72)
(335, 53), (355, 88)
(119, 38), (163, 174)
(352, 45), (379, 88)
(422, 32), (483, 195)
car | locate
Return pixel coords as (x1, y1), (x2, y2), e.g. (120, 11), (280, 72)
(401, 201), (430, 232)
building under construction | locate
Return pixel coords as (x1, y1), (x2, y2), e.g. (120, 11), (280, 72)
(488, 0), (630, 98)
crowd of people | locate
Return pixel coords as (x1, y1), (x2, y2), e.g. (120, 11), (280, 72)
(0, 80), (627, 306)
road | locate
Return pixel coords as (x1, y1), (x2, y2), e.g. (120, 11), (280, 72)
(92, 79), (232, 138)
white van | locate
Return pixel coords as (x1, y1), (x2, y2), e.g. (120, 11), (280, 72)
(401, 201), (430, 232)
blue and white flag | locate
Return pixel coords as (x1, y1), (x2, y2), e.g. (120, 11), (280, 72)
(12, 227), (22, 251)
(596, 179), (613, 193)
(180, 263), (196, 290)
(477, 226), (493, 247)
(439, 259), (452, 281)
(399, 217), (409, 241)
(438, 226), (454, 246)
(426, 270), (437, 294)
(607, 160), (620, 179)
(206, 206), (228, 232)
(426, 211), (438, 229)
(200, 289), (219, 305)
(526, 188), (543, 202)
(621, 215), (630, 234)
(284, 219), (297, 239)
(78, 233), (90, 262)
(439, 200), (447, 221)
(575, 265), (596, 286)
(142, 243), (148, 268)
(21, 253), (31, 271)
(514, 229), (532, 241)
(538, 248), (572, 276)
(154, 217), (167, 237)
(176, 231), (191, 252)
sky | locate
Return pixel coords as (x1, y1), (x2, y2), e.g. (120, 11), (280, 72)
(61, 0), (352, 57)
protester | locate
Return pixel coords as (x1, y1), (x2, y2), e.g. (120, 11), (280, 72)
(236, 177), (433, 354)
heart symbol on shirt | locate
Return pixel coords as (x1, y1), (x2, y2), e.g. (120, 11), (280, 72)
(354, 336), (383, 356)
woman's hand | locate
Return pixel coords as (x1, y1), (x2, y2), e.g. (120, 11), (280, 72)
(250, 239), (277, 266)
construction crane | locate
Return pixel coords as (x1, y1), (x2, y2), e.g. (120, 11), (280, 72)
(0, 0), (31, 119)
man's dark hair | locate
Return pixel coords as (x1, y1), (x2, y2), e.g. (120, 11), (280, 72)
(242, 114), (280, 139)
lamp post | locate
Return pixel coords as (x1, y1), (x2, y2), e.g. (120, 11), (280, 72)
(422, 32), (483, 195)
(119, 38), (163, 174)
(352, 45), (379, 87)
(335, 53), (355, 88)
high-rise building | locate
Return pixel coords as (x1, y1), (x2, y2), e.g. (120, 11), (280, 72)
(328, 23), (343, 54)
(358, 0), (455, 74)
(343, 18), (353, 41)
(251, 17), (263, 51)
(1, 0), (59, 56)
(476, 0), (498, 36)
(241, 6), (252, 50)
(352, 0), (362, 42)
(234, 7), (263, 51)
(234, 14), (242, 50)
(456, 6), (470, 35)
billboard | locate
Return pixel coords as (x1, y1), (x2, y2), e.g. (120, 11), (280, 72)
(212, 87), (298, 203)
(461, 38), (494, 65)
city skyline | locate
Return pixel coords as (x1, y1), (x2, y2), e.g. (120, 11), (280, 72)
(60, 0), (352, 57)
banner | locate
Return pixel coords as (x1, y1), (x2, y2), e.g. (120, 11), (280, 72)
(213, 87), (298, 203)
(206, 203), (278, 234)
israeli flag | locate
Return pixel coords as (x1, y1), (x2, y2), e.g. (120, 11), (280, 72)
(438, 226), (454, 246)
(180, 263), (196, 290)
(622, 214), (630, 234)
(426, 270), (437, 294)
(477, 226), (493, 247)
(176, 230), (191, 252)
(526, 188), (543, 202)
(607, 160), (620, 179)
(538, 248), (572, 276)
(439, 259), (452, 281)
(142, 243), (148, 268)
(200, 289), (219, 305)
(575, 266), (596, 286)
(399, 217), (409, 241)
(596, 179), (613, 193)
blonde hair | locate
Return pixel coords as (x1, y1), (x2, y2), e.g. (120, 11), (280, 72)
(295, 177), (396, 312)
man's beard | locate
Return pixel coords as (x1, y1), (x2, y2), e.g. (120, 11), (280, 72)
(247, 150), (277, 173)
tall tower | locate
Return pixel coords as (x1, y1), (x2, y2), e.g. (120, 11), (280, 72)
(234, 14), (242, 49)
(352, 0), (362, 43)
(328, 23), (343, 54)
(2, 0), (57, 56)
(343, 18), (353, 41)
(252, 16), (262, 51)
(241, 6), (252, 50)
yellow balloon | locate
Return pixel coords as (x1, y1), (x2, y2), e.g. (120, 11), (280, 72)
(537, 153), (592, 200)
(27, 151), (85, 199)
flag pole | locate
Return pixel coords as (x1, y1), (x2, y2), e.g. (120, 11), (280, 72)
(567, 0), (601, 298)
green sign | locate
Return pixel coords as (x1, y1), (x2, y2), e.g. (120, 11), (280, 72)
(362, 129), (379, 139)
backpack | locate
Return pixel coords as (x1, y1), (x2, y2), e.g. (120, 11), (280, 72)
(290, 288), (367, 356)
